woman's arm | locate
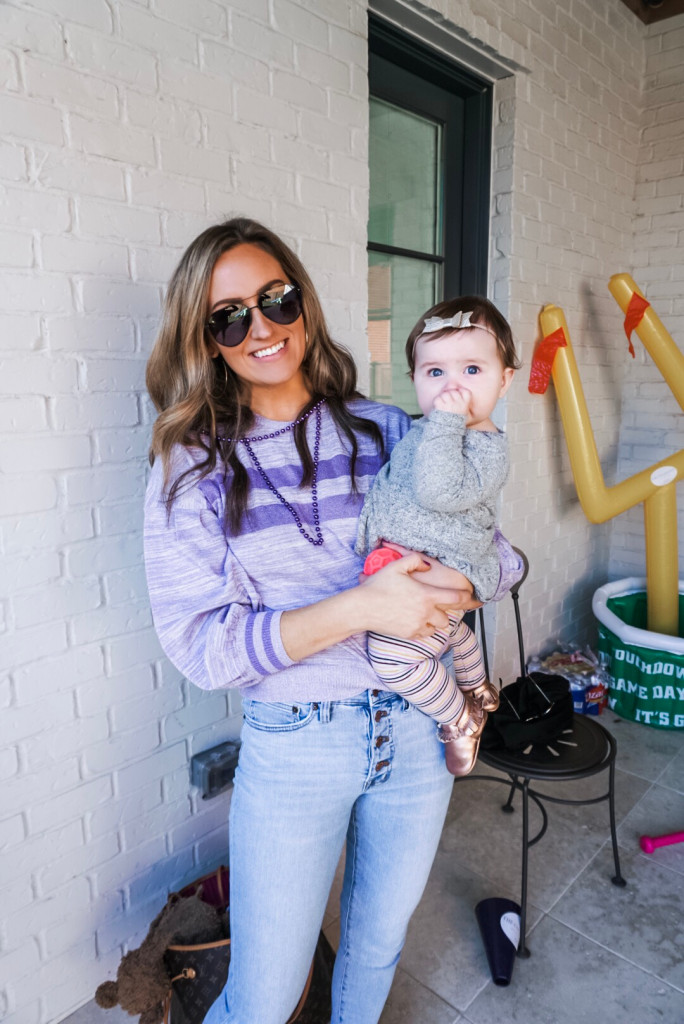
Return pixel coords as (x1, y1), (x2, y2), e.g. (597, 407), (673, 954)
(412, 410), (507, 513)
(280, 553), (479, 662)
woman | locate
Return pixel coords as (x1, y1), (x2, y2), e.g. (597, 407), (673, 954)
(144, 218), (518, 1024)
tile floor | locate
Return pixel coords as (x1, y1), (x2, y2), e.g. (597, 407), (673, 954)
(64, 712), (684, 1024)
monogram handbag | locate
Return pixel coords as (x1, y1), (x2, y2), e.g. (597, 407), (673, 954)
(163, 867), (335, 1024)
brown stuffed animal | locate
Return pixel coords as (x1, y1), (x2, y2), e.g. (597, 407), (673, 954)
(95, 888), (225, 1024)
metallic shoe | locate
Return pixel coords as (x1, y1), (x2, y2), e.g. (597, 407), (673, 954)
(467, 679), (500, 713)
(439, 708), (486, 777)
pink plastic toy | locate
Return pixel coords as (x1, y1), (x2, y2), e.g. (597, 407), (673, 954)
(363, 546), (402, 576)
(639, 831), (684, 854)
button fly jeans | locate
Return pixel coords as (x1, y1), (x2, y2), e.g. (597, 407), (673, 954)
(202, 689), (453, 1024)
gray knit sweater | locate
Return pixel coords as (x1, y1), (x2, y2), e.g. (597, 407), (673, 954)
(355, 409), (509, 602)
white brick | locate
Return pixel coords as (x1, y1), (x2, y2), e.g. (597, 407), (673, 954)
(235, 161), (295, 202)
(23, 715), (110, 775)
(69, 600), (152, 645)
(103, 564), (149, 605)
(0, 271), (73, 315)
(114, 742), (187, 799)
(158, 136), (231, 183)
(124, 91), (203, 141)
(0, 93), (64, 146)
(64, 463), (145, 507)
(4, 508), (93, 557)
(106, 628), (165, 675)
(2, 760), (80, 820)
(0, 434), (90, 473)
(80, 279), (160, 319)
(94, 425), (151, 463)
(13, 578), (102, 629)
(1, 5), (64, 58)
(234, 85), (297, 133)
(1, 47), (19, 90)
(162, 210), (216, 248)
(127, 169), (205, 211)
(24, 56), (119, 119)
(0, 746), (19, 782)
(81, 357), (146, 395)
(0, 356), (47, 411)
(76, 664), (155, 718)
(158, 58), (233, 113)
(119, 4), (199, 60)
(0, 185), (71, 233)
(41, 235), (129, 276)
(154, 0), (227, 33)
(203, 109), (270, 158)
(87, 774), (161, 840)
(130, 245), (182, 284)
(69, 113), (156, 166)
(39, 832), (120, 893)
(34, 149), (126, 201)
(65, 533), (143, 577)
(65, 24), (157, 89)
(0, 141), (27, 181)
(13, 645), (104, 706)
(0, 229), (34, 268)
(0, 814), (25, 851)
(295, 43), (351, 92)
(77, 197), (160, 244)
(46, 315), (136, 354)
(0, 474), (57, 517)
(89, 834), (166, 894)
(52, 392), (139, 432)
(4, 691), (74, 747)
(231, 13), (295, 68)
(199, 40), (269, 89)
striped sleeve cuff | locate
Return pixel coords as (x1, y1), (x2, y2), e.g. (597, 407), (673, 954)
(244, 610), (295, 675)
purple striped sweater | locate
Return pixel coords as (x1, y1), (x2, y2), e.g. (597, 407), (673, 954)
(143, 398), (520, 702)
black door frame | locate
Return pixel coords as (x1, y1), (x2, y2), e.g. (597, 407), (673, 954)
(369, 15), (492, 298)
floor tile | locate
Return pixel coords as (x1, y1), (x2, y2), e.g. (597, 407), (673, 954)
(600, 713), (684, 782)
(440, 769), (638, 914)
(463, 915), (684, 1024)
(395, 847), (541, 1010)
(552, 841), (684, 991)
(379, 968), (463, 1024)
(617, 783), (684, 877)
(61, 1001), (130, 1024)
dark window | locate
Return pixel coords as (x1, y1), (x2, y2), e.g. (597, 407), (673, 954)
(368, 16), (492, 412)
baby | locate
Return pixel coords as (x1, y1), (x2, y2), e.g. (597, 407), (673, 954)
(356, 296), (520, 775)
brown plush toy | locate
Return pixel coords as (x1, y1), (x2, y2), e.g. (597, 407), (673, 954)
(95, 888), (225, 1024)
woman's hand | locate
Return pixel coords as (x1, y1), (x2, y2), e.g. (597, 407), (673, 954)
(356, 553), (480, 640)
(280, 553), (481, 662)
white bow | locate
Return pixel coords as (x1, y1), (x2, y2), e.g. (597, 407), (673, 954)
(423, 311), (474, 333)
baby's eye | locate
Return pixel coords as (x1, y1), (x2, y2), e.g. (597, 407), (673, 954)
(427, 368), (443, 377)
(464, 365), (480, 375)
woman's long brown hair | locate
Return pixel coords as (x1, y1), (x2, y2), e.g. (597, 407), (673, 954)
(146, 218), (383, 533)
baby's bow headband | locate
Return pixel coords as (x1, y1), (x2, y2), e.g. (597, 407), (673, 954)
(422, 310), (474, 333)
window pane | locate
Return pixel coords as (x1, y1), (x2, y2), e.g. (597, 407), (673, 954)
(368, 252), (439, 414)
(368, 97), (442, 256)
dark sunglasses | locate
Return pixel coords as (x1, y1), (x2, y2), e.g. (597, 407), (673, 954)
(206, 282), (303, 349)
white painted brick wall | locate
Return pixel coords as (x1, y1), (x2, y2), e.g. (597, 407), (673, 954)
(0, 1), (368, 1021)
(610, 13), (684, 583)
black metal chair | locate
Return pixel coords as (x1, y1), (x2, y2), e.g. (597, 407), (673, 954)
(463, 550), (626, 956)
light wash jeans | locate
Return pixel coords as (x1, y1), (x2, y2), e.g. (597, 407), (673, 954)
(202, 689), (454, 1024)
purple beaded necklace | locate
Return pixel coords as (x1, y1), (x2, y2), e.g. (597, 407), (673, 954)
(220, 399), (325, 547)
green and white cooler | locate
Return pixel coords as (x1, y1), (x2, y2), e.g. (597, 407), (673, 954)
(593, 577), (684, 730)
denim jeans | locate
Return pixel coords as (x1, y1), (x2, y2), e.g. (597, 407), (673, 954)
(202, 689), (453, 1024)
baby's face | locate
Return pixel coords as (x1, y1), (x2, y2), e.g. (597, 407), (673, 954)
(412, 326), (514, 425)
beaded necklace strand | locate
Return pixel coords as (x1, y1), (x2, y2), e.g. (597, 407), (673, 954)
(219, 399), (325, 547)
